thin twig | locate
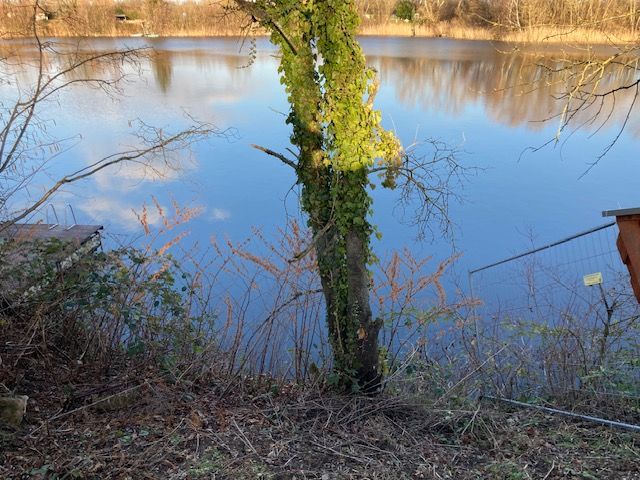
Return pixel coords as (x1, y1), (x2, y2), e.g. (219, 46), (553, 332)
(231, 417), (259, 456)
(29, 381), (148, 434)
(251, 144), (298, 170)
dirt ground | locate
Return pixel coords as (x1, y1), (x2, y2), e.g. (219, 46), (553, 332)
(1, 363), (639, 480)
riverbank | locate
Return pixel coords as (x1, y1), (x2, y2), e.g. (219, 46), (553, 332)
(360, 21), (639, 45)
(2, 353), (639, 479)
(9, 20), (639, 46)
(2, 239), (639, 478)
(1, 230), (638, 478)
(2, 8), (638, 46)
(3, 0), (640, 45)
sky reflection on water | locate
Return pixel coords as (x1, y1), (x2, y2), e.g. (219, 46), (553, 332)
(2, 36), (640, 277)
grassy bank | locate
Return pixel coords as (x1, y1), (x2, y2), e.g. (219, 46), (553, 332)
(1, 214), (638, 478)
(0, 204), (638, 478)
(2, 363), (639, 479)
(1, 0), (639, 45)
(12, 21), (640, 46)
(359, 21), (639, 44)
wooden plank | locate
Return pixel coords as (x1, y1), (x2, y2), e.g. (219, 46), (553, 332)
(0, 224), (102, 245)
(616, 216), (640, 303)
(0, 224), (104, 306)
(603, 207), (640, 217)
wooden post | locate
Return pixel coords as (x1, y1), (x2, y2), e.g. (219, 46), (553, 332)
(602, 208), (640, 303)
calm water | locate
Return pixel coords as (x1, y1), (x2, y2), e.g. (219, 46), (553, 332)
(3, 36), (640, 279)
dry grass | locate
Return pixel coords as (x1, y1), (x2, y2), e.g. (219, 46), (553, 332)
(1, 0), (639, 45)
(28, 20), (640, 46)
(359, 19), (639, 45)
(359, 20), (497, 40)
(1, 213), (637, 478)
(0, 200), (637, 478)
(496, 25), (639, 44)
(1, 358), (638, 479)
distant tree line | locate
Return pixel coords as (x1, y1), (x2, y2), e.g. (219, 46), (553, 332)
(1, 0), (638, 37)
(366, 0), (640, 32)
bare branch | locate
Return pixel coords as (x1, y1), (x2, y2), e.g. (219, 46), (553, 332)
(289, 220), (335, 263)
(370, 140), (474, 241)
(0, 21), (222, 228)
(2, 122), (218, 230)
(251, 143), (298, 170)
(234, 1), (298, 55)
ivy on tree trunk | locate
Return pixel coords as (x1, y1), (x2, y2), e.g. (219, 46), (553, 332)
(239, 0), (402, 392)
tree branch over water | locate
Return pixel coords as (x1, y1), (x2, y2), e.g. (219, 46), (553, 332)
(370, 139), (471, 241)
(250, 144), (298, 170)
(1, 2), (223, 228)
(3, 121), (218, 229)
(532, 44), (640, 169)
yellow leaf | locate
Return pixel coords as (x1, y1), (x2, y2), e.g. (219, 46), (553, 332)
(357, 327), (366, 340)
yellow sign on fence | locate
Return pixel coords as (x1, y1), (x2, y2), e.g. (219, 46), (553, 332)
(583, 272), (603, 286)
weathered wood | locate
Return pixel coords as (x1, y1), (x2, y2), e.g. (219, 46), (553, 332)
(615, 215), (640, 303)
(0, 224), (102, 244)
(0, 224), (103, 306)
(602, 209), (640, 303)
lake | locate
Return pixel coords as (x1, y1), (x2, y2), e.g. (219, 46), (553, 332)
(2, 36), (640, 285)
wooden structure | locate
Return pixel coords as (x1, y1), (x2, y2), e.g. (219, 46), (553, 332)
(602, 208), (640, 303)
(35, 11), (51, 22)
(0, 223), (103, 306)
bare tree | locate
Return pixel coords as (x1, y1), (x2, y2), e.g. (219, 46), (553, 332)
(528, 43), (640, 170)
(234, 0), (466, 393)
(0, 2), (219, 229)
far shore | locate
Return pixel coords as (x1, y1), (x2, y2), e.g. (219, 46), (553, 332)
(5, 20), (638, 47)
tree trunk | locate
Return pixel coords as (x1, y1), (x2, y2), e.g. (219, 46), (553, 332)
(345, 229), (383, 391)
(310, 174), (382, 393)
(242, 0), (398, 394)
(313, 223), (382, 392)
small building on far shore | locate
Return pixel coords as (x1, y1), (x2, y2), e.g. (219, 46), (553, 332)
(35, 11), (50, 21)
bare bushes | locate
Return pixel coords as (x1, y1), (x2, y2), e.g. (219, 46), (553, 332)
(361, 0), (640, 42)
(0, 0), (246, 38)
(207, 220), (463, 389)
(0, 202), (216, 385)
(3, 0), (640, 41)
(479, 275), (640, 395)
(459, 250), (640, 423)
(381, 222), (640, 421)
(2, 199), (636, 423)
(0, 198), (463, 395)
(19, 199), (635, 410)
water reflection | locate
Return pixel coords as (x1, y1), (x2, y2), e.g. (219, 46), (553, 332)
(5, 37), (637, 134)
(151, 50), (173, 93)
(368, 43), (640, 134)
(1, 37), (639, 269)
(134, 40), (640, 137)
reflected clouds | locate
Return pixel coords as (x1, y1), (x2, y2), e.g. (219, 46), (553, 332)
(79, 146), (196, 191)
(73, 197), (231, 232)
(75, 196), (164, 231)
(5, 37), (637, 136)
(209, 207), (231, 221)
(3, 37), (640, 267)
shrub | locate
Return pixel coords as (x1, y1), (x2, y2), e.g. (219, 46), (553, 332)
(394, 0), (416, 21)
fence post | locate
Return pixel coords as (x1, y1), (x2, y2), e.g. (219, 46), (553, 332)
(467, 270), (478, 346)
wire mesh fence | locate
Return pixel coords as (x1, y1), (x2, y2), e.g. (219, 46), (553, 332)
(468, 221), (640, 416)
